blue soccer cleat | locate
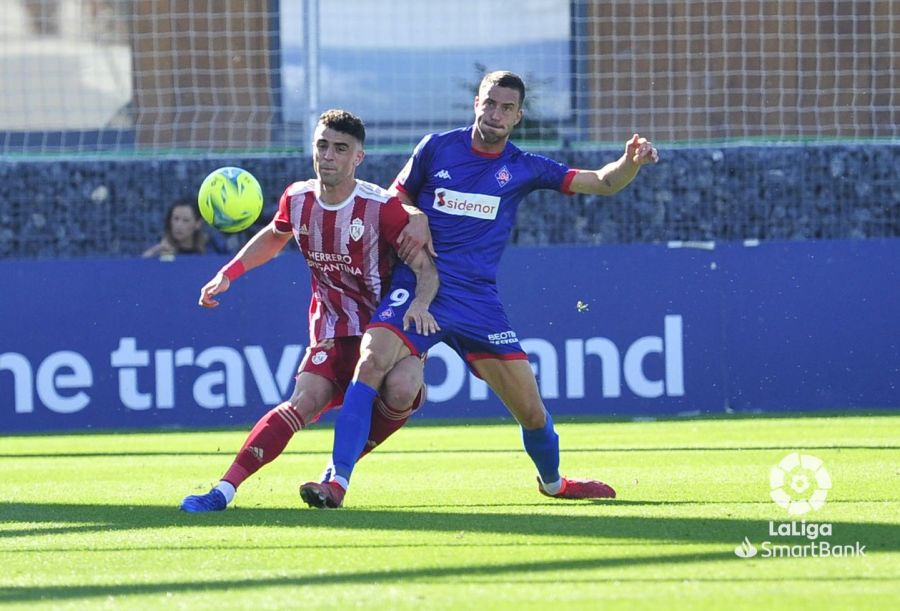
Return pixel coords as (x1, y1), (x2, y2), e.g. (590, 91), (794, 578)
(180, 488), (228, 512)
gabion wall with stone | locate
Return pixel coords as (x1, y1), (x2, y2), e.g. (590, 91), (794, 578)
(0, 144), (896, 259)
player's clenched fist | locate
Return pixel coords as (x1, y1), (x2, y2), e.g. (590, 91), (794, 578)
(626, 133), (659, 165)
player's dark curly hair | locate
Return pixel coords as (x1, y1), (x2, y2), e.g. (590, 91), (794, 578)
(318, 109), (366, 145)
(479, 71), (526, 106)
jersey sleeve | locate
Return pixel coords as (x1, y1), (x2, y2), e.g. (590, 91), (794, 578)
(272, 186), (294, 233)
(390, 133), (434, 200)
(379, 196), (411, 251)
(526, 153), (577, 195)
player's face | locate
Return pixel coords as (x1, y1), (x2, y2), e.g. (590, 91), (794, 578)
(312, 125), (364, 188)
(169, 205), (201, 243)
(473, 85), (523, 146)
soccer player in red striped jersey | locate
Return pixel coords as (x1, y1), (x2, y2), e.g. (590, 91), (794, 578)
(180, 109), (439, 512)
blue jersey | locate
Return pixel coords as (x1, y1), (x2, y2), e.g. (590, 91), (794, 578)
(392, 126), (576, 292)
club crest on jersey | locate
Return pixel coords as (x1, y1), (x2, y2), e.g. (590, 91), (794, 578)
(495, 165), (512, 188)
(379, 307), (394, 321)
(349, 218), (365, 242)
(311, 351), (328, 365)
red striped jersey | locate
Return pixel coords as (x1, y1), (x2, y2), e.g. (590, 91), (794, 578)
(273, 179), (409, 343)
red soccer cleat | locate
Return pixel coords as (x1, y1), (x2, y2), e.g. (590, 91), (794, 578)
(538, 477), (617, 499)
(300, 480), (346, 509)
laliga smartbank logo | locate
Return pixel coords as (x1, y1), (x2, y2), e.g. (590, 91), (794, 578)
(769, 452), (831, 515)
(734, 453), (866, 559)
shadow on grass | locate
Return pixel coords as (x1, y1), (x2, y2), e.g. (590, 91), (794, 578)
(2, 501), (897, 551)
(0, 551), (732, 603)
(2, 501), (897, 604)
(2, 444), (897, 460)
(0, 544), (895, 604)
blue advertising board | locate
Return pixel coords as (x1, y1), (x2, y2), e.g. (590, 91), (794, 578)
(1, 240), (897, 433)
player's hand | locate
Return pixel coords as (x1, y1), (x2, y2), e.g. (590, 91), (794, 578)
(626, 134), (659, 166)
(199, 273), (230, 308)
(402, 300), (440, 336)
(397, 213), (436, 261)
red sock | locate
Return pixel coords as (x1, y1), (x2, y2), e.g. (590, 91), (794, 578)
(358, 389), (422, 459)
(221, 402), (305, 488)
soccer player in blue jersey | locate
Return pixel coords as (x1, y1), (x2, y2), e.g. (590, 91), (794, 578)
(300, 70), (659, 508)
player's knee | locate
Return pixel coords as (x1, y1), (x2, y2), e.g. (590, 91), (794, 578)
(287, 396), (319, 424)
(381, 356), (424, 409)
(381, 373), (419, 413)
(356, 349), (395, 387)
(518, 406), (548, 430)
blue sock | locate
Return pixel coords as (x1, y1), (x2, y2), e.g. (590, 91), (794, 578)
(331, 381), (378, 483)
(521, 413), (561, 484)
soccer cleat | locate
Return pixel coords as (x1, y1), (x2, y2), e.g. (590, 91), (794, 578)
(300, 480), (346, 509)
(538, 476), (617, 499)
(180, 488), (228, 512)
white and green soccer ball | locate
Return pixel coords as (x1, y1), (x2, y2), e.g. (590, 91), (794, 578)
(197, 166), (263, 233)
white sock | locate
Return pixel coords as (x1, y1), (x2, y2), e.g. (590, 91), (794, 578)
(332, 475), (349, 490)
(540, 477), (563, 495)
(319, 462), (335, 483)
(215, 481), (236, 504)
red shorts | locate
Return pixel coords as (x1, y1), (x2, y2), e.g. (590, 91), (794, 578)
(298, 337), (361, 411)
(298, 336), (426, 413)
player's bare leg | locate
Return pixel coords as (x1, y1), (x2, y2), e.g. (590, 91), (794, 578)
(472, 358), (616, 499)
(301, 328), (412, 508)
(363, 353), (426, 456)
(181, 372), (334, 512)
(316, 354), (426, 485)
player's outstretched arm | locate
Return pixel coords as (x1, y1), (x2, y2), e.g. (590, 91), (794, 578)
(402, 250), (440, 336)
(569, 133), (659, 196)
(198, 221), (292, 308)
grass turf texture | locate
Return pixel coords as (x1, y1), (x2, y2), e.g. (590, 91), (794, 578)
(1, 415), (898, 610)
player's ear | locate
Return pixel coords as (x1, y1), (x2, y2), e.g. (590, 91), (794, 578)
(355, 149), (365, 167)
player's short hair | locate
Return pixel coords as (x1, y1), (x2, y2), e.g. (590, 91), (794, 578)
(318, 109), (366, 145)
(479, 71), (526, 106)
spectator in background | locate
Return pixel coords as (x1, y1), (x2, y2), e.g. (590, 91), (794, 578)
(143, 198), (208, 257)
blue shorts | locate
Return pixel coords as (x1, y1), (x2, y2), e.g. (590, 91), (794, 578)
(369, 274), (527, 365)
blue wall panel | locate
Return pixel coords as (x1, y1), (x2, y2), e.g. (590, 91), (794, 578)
(721, 240), (898, 411)
(1, 240), (897, 433)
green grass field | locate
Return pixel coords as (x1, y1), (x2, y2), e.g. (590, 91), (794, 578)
(2, 414), (899, 610)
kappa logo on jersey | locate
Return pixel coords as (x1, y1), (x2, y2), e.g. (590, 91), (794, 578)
(495, 165), (512, 187)
(379, 307), (394, 321)
(311, 351), (328, 365)
(433, 169), (452, 180)
(433, 189), (500, 220)
(349, 217), (365, 242)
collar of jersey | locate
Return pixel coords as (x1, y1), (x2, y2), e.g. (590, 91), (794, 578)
(316, 181), (357, 211)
